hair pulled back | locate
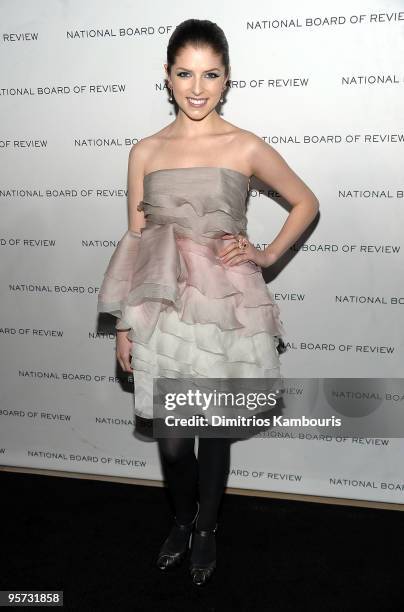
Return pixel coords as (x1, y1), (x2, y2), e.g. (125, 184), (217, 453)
(166, 19), (230, 81)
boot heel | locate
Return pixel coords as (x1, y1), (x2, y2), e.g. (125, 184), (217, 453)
(156, 502), (200, 571)
(189, 523), (218, 586)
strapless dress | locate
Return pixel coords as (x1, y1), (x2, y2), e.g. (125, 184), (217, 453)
(97, 166), (286, 419)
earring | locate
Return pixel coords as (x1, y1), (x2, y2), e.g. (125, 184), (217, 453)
(169, 86), (173, 101)
(220, 90), (225, 103)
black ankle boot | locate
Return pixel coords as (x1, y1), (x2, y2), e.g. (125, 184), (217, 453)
(189, 523), (218, 586)
(156, 502), (200, 571)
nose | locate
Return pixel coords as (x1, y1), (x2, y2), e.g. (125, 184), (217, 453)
(191, 75), (204, 96)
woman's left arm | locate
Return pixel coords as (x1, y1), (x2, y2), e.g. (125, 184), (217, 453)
(248, 134), (320, 265)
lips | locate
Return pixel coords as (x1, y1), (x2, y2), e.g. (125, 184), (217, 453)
(187, 97), (208, 107)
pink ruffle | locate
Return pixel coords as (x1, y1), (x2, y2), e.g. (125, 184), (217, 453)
(97, 222), (285, 343)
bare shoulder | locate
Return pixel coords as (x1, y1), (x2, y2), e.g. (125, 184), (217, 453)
(236, 129), (278, 158)
(239, 129), (290, 177)
(220, 120), (252, 146)
(128, 124), (173, 173)
(216, 122), (264, 175)
(221, 124), (278, 175)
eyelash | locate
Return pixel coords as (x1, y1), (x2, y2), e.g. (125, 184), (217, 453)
(176, 72), (219, 79)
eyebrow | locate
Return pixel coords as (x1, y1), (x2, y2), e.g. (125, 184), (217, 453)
(176, 66), (221, 72)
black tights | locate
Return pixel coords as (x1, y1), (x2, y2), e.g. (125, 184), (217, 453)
(157, 435), (231, 530)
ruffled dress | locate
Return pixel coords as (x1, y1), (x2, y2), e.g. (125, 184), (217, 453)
(97, 166), (286, 420)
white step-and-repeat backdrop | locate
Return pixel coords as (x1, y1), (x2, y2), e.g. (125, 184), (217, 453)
(1, 0), (403, 504)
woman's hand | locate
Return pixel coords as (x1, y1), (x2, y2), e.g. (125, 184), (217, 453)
(218, 234), (278, 269)
(116, 330), (133, 373)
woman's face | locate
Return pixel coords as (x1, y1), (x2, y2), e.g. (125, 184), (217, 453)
(165, 44), (228, 119)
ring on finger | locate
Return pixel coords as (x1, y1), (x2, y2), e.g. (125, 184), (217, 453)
(237, 235), (249, 251)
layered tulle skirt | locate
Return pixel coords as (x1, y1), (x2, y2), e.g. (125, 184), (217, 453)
(97, 223), (286, 420)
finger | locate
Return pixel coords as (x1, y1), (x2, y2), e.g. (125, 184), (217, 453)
(218, 238), (240, 257)
(222, 250), (247, 266)
(218, 235), (237, 252)
(221, 244), (248, 263)
(220, 247), (239, 263)
(123, 359), (132, 372)
(218, 244), (238, 258)
(117, 353), (130, 373)
(228, 254), (248, 266)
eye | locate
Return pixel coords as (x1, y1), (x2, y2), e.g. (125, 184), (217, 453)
(176, 71), (220, 78)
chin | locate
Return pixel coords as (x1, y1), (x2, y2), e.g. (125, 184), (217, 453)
(181, 103), (215, 119)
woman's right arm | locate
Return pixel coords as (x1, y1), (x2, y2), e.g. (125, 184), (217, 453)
(116, 142), (147, 373)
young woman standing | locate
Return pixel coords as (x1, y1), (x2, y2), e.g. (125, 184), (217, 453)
(98, 19), (319, 586)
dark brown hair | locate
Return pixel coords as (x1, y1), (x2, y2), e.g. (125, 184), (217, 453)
(166, 19), (230, 81)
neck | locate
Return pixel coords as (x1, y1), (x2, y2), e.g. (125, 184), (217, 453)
(170, 108), (223, 138)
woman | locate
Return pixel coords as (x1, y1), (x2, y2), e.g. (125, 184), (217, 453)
(97, 19), (319, 587)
